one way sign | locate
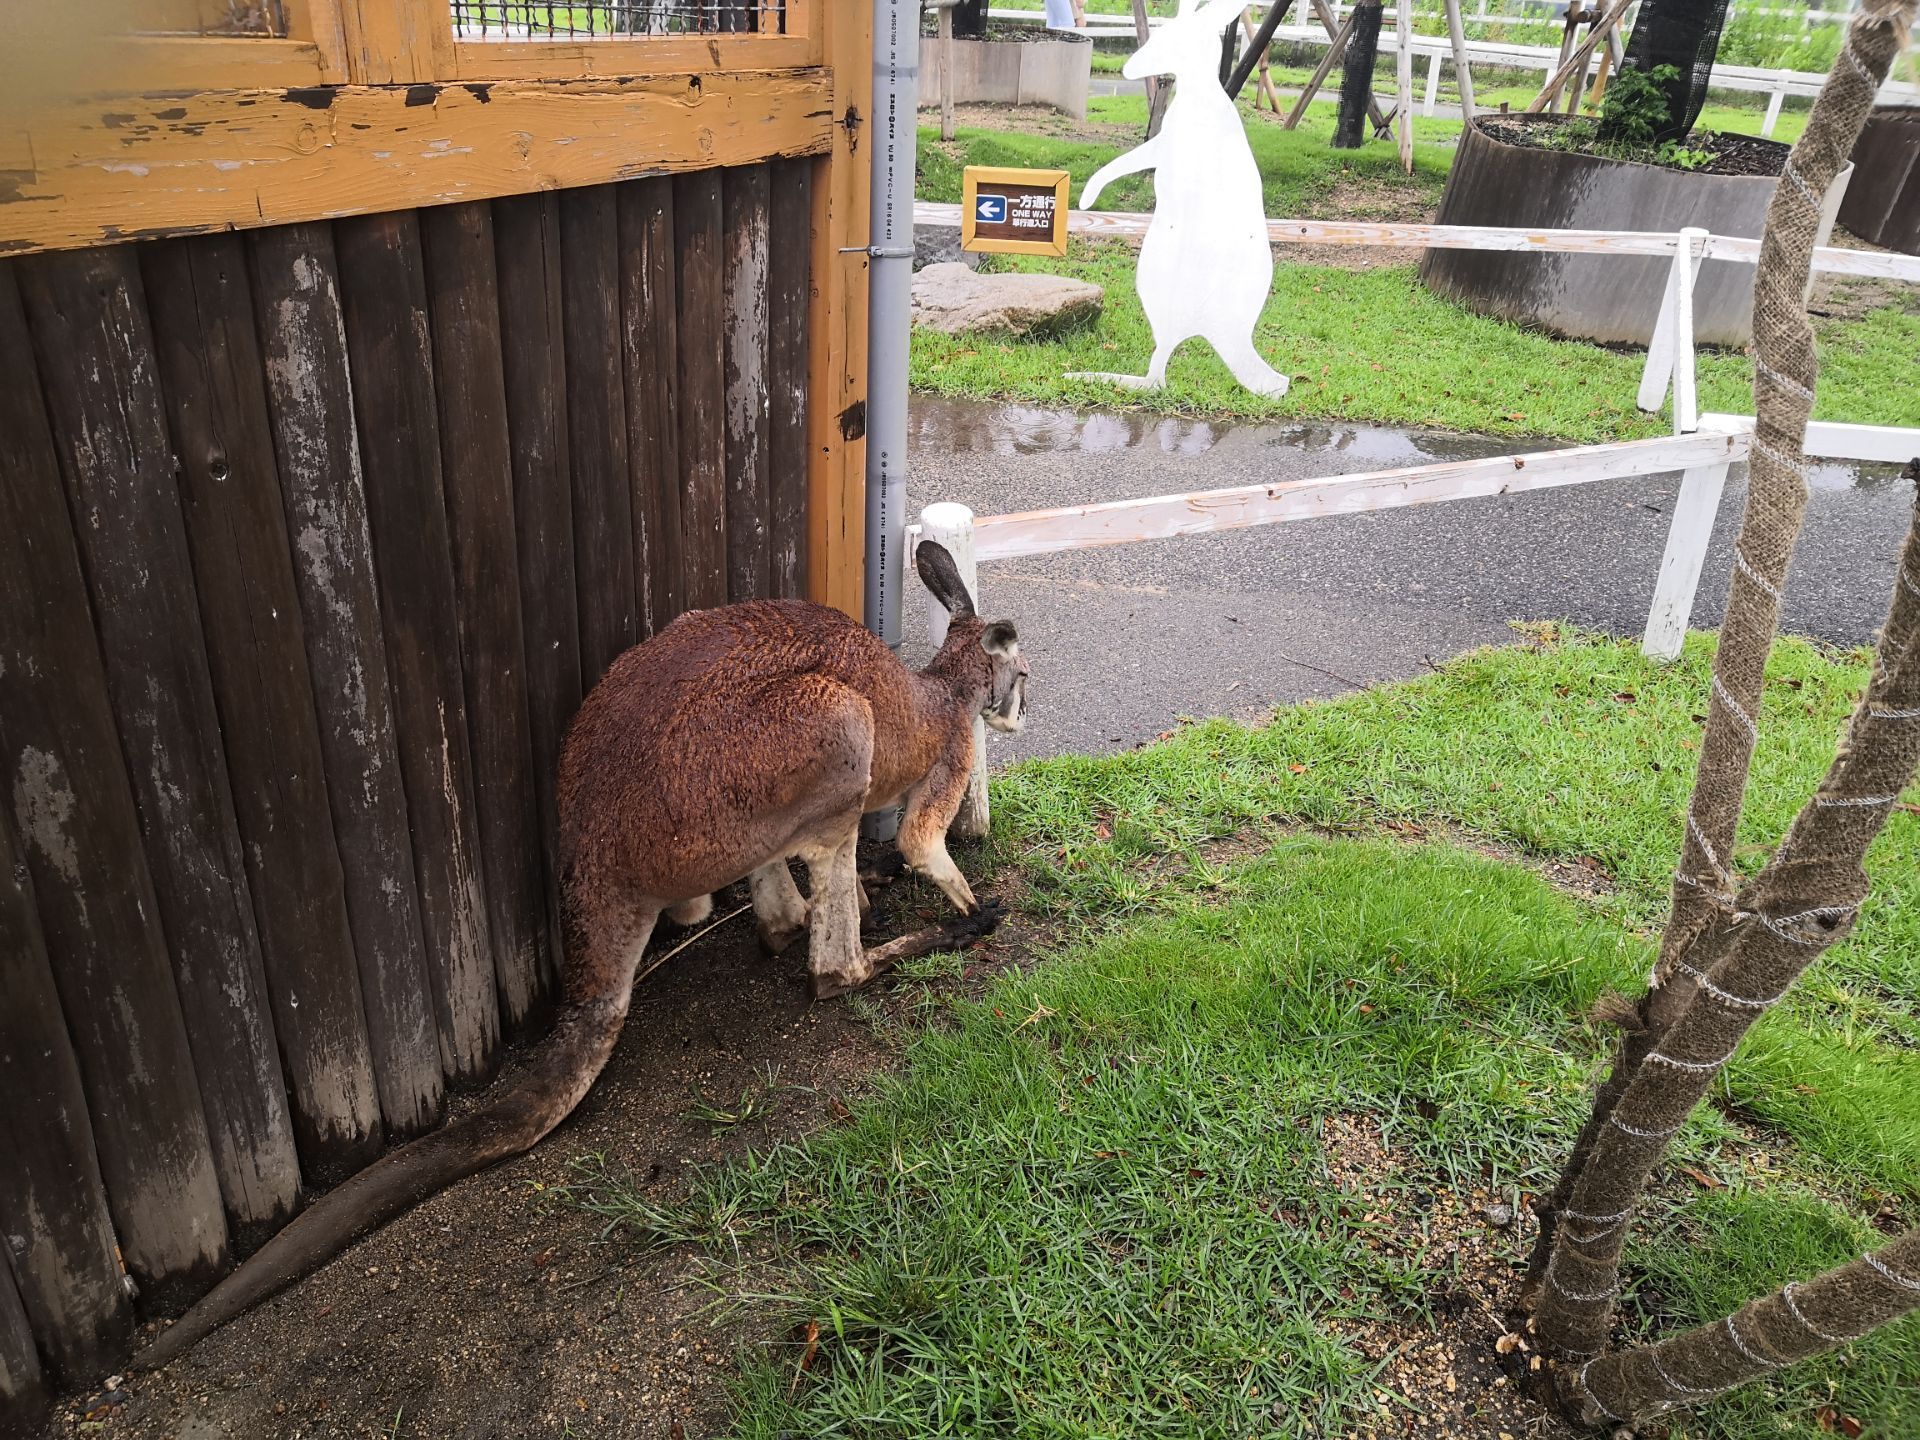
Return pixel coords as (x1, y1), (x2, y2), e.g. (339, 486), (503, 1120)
(960, 166), (1069, 258)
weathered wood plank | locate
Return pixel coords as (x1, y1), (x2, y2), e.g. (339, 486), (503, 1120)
(0, 1251), (46, 1436)
(493, 191), (580, 980)
(560, 186), (636, 687)
(248, 223), (434, 1169)
(675, 171), (729, 612)
(767, 158), (813, 601)
(336, 0), (450, 85)
(1, 257), (231, 1309)
(4, 71), (833, 256)
(334, 211), (495, 1101)
(617, 177), (683, 636)
(419, 201), (549, 1039)
(0, 804), (130, 1387)
(807, 3), (871, 617)
(144, 234), (364, 1235)
(722, 164), (773, 604)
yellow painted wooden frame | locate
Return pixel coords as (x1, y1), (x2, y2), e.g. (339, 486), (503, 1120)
(3, 70), (832, 255)
(960, 166), (1070, 258)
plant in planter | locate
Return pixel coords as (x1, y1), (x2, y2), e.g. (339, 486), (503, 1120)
(1419, 0), (1854, 346)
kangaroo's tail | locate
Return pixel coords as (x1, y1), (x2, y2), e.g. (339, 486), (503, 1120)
(134, 995), (631, 1372)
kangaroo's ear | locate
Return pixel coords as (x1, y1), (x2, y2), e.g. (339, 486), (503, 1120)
(916, 541), (976, 619)
(982, 621), (1018, 656)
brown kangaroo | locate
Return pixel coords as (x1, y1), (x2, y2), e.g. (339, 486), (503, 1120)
(137, 542), (1025, 1368)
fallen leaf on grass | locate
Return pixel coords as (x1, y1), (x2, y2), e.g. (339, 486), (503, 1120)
(791, 1319), (821, 1397)
(1816, 1406), (1864, 1437)
(1682, 1167), (1723, 1191)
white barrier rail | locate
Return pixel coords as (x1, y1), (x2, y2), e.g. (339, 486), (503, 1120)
(905, 415), (1916, 679)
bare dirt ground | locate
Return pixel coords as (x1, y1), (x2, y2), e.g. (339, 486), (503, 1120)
(43, 858), (1010, 1440)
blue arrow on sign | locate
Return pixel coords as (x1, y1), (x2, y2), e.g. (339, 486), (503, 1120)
(975, 194), (1007, 224)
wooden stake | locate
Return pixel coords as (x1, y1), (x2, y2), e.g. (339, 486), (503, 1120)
(1396, 0), (1414, 172)
(1445, 0), (1475, 119)
(1133, 0), (1169, 137)
(1287, 0), (1362, 128)
(1527, 0), (1628, 114)
(939, 3), (956, 140)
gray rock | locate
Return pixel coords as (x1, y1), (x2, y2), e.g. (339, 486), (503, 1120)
(913, 225), (980, 272)
(910, 263), (1103, 339)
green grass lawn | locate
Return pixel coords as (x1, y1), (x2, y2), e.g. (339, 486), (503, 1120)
(913, 97), (1919, 440)
(910, 238), (1920, 441)
(579, 631), (1920, 1439)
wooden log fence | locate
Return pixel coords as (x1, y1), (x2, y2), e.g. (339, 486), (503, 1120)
(1, 158), (818, 1408)
(2, 0), (867, 1414)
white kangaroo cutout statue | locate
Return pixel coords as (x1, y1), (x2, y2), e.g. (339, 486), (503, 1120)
(1068, 0), (1289, 398)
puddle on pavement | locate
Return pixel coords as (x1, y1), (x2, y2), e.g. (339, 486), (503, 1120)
(907, 395), (1900, 490)
(908, 394), (1512, 466)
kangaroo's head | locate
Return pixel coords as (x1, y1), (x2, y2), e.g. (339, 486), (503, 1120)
(916, 541), (1028, 735)
(1123, 0), (1244, 83)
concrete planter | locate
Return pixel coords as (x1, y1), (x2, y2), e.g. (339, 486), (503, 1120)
(1420, 115), (1852, 347)
(919, 34), (1092, 120)
(1839, 106), (1920, 255)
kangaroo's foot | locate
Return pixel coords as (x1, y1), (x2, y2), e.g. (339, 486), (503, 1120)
(1064, 369), (1166, 392)
(809, 900), (1007, 1001)
(750, 861), (810, 955)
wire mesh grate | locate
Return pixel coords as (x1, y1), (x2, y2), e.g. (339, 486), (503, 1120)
(449, 0), (786, 37)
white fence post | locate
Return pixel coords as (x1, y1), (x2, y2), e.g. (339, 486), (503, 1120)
(919, 502), (991, 838)
(1637, 227), (1706, 429)
(1672, 225), (1705, 434)
(1763, 86), (1786, 137)
(1423, 50), (1441, 116)
(1643, 458), (1732, 662)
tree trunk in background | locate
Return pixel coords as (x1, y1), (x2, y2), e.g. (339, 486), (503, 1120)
(954, 0), (988, 40)
(1618, 0), (1734, 141)
(1333, 0), (1384, 149)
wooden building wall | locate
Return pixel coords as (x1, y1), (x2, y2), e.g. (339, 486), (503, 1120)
(0, 160), (813, 1410)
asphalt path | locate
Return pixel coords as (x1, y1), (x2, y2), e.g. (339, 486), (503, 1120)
(902, 396), (1916, 762)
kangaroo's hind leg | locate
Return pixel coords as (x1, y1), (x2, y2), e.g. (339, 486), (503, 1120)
(749, 861), (809, 954)
(1209, 328), (1289, 399)
(666, 895), (713, 925)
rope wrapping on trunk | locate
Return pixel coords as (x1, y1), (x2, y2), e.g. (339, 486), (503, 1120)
(1534, 465), (1920, 1365)
(1515, 0), (1917, 1331)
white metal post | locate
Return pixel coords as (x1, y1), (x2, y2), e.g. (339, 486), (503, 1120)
(1637, 227), (1706, 427)
(918, 503), (991, 838)
(1763, 86), (1786, 137)
(1643, 461), (1732, 662)
(1671, 225), (1705, 434)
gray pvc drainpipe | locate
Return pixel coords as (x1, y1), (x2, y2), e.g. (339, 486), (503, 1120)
(863, 0), (924, 650)
(860, 0), (923, 841)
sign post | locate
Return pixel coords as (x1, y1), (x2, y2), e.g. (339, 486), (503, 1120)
(960, 166), (1071, 257)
